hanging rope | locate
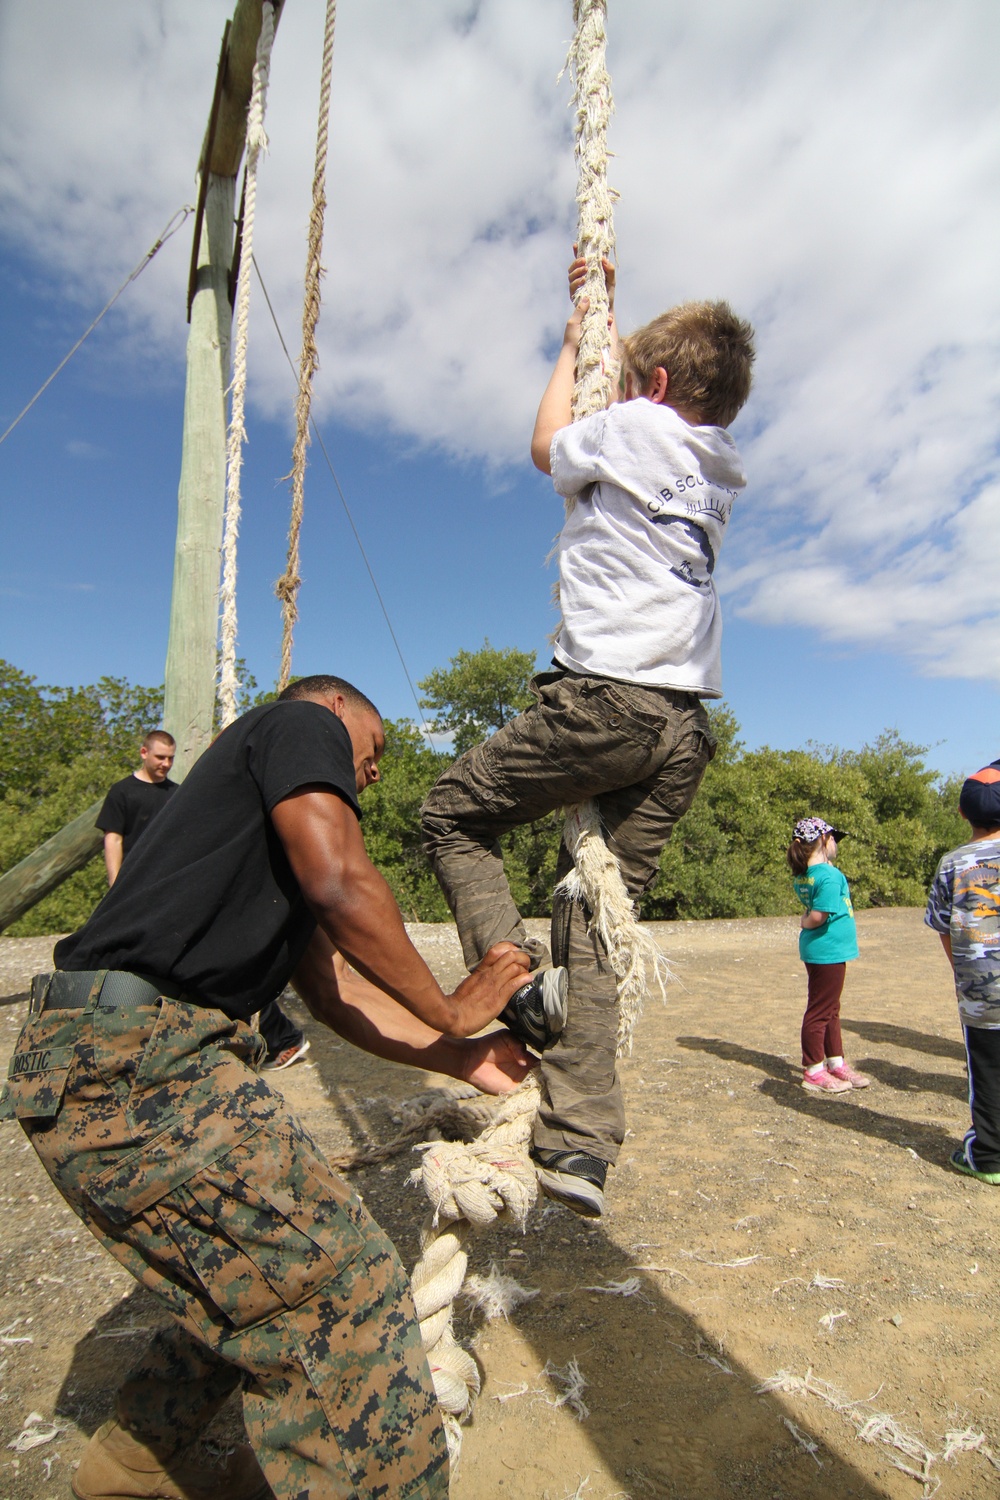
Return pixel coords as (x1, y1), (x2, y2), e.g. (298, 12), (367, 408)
(275, 0), (337, 693)
(218, 0), (275, 728)
(569, 0), (617, 422)
(401, 3), (665, 1465)
(559, 0), (669, 1055)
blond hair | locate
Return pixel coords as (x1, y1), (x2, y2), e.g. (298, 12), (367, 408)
(622, 300), (755, 428)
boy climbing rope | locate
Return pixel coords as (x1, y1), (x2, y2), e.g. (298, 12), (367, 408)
(421, 255), (755, 1217)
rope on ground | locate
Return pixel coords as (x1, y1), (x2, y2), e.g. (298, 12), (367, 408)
(275, 0), (337, 693)
(408, 1075), (541, 1461)
(218, 0), (275, 728)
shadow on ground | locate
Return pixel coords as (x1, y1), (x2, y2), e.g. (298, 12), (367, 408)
(841, 1017), (965, 1062)
(297, 1041), (889, 1499)
(677, 1034), (959, 1169)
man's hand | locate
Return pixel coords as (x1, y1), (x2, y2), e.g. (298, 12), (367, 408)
(291, 933), (533, 1087)
(452, 1028), (536, 1095)
(445, 942), (531, 1037)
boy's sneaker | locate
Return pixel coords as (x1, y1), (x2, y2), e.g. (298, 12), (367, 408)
(532, 1148), (607, 1218)
(949, 1146), (1000, 1185)
(265, 1038), (310, 1070)
(801, 1066), (851, 1095)
(499, 967), (568, 1053)
(826, 1061), (871, 1088)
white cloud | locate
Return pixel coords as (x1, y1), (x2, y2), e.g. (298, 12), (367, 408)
(2, 0), (999, 677)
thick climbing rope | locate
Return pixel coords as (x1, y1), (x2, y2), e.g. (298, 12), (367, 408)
(409, 1076), (541, 1459)
(405, 3), (668, 1463)
(560, 0), (670, 1057)
(275, 0), (337, 693)
(569, 0), (617, 422)
(218, 0), (275, 729)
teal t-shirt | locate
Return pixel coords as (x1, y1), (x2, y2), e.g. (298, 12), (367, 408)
(792, 862), (858, 964)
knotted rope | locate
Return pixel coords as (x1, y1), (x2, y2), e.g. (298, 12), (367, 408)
(560, 0), (668, 1056)
(408, 1076), (541, 1460)
(569, 0), (617, 423)
(275, 0), (337, 693)
(403, 4), (665, 1463)
(218, 1), (274, 729)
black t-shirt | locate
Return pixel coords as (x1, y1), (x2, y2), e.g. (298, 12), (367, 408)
(96, 774), (178, 856)
(56, 701), (360, 1018)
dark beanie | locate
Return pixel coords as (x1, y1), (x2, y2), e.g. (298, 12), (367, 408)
(959, 760), (1000, 829)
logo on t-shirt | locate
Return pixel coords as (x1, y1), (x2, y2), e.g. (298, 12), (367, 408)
(653, 516), (715, 590)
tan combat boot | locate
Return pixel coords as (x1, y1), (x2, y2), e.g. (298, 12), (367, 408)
(71, 1419), (272, 1500)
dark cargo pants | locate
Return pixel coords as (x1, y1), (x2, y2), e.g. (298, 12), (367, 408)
(421, 669), (715, 1163)
(3, 986), (447, 1500)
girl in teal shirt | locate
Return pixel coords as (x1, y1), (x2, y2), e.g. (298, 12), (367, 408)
(787, 817), (871, 1095)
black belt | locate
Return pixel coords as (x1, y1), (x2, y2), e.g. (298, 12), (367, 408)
(33, 970), (190, 1015)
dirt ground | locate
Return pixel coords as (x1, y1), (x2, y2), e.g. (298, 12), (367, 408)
(0, 909), (997, 1500)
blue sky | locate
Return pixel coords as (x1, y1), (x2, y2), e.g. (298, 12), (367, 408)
(2, 0), (999, 782)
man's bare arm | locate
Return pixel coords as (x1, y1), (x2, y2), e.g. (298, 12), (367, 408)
(270, 787), (528, 1037)
(103, 832), (123, 886)
(290, 929), (534, 1095)
(939, 931), (954, 969)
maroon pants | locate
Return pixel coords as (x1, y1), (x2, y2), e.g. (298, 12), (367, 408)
(801, 962), (845, 1067)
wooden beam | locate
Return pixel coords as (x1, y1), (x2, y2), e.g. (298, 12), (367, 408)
(1, 1), (289, 926)
(165, 0), (284, 779)
(0, 802), (103, 936)
(200, 0), (284, 178)
(163, 173), (235, 780)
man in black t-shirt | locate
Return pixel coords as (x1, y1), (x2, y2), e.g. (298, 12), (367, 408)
(6, 674), (531, 1500)
(96, 728), (177, 884)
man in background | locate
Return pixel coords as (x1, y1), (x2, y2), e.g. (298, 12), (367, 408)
(96, 729), (177, 884)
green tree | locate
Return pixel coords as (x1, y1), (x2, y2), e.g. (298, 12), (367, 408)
(418, 640), (536, 755)
(358, 719), (451, 922)
(0, 660), (167, 935)
(647, 721), (967, 921)
(0, 650), (973, 935)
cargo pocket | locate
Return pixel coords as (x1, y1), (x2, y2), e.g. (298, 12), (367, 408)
(0, 1045), (73, 1121)
(86, 1119), (365, 1330)
(1, 1008), (80, 1122)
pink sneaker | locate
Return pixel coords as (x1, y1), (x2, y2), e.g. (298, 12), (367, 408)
(801, 1066), (852, 1095)
(826, 1061), (871, 1088)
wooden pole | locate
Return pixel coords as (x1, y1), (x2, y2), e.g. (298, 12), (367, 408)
(0, 1), (286, 931)
(0, 803), (103, 935)
(163, 171), (235, 779)
(164, 0), (284, 778)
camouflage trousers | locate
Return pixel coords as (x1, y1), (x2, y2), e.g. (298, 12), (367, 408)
(3, 984), (447, 1500)
(421, 669), (715, 1163)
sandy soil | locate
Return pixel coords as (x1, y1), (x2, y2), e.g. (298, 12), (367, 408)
(0, 909), (997, 1500)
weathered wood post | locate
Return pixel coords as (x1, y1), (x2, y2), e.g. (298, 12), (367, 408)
(0, 806), (104, 934)
(165, 0), (283, 779)
(0, 1), (282, 932)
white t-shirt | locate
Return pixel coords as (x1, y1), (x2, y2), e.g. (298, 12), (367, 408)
(549, 398), (747, 695)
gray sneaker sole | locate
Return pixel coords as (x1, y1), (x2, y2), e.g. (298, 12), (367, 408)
(535, 1163), (605, 1218)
